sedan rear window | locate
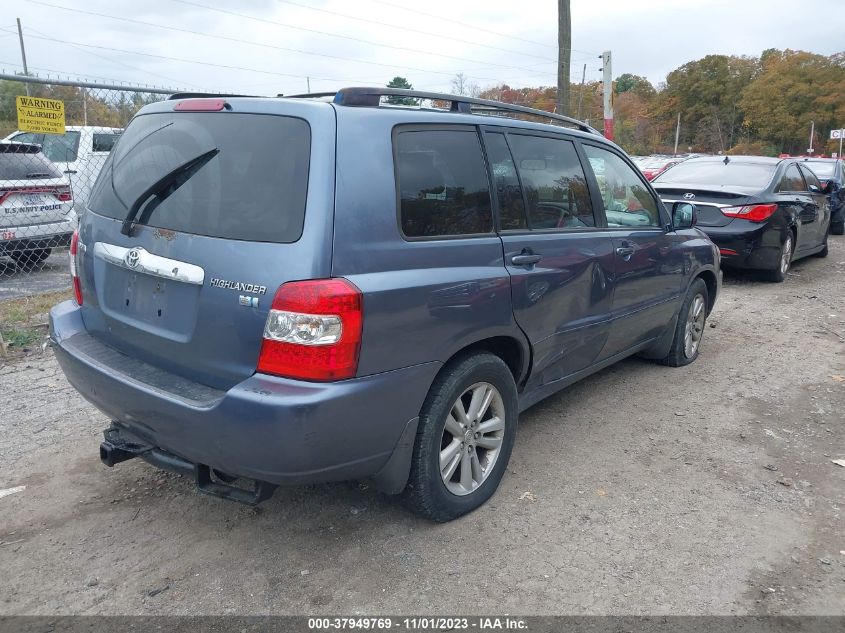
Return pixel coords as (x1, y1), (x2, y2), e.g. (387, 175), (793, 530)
(654, 160), (777, 189)
(0, 151), (63, 180)
(804, 161), (834, 180)
(89, 113), (311, 243)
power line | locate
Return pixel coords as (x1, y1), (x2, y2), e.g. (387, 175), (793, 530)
(273, 0), (570, 65)
(366, 0), (599, 57)
(15, 24), (198, 88)
(172, 0), (555, 71)
(10, 30), (402, 86)
(25, 0), (558, 82)
(0, 59), (188, 88)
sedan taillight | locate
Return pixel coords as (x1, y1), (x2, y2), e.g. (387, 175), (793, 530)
(721, 204), (778, 223)
(256, 279), (363, 381)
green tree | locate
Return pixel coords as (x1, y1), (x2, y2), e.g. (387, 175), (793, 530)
(739, 50), (845, 154)
(656, 54), (759, 152)
(386, 76), (417, 106)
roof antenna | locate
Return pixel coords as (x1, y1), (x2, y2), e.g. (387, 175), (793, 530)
(723, 155), (730, 164)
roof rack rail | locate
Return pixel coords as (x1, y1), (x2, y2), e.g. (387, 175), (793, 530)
(167, 92), (257, 100)
(286, 87), (600, 135)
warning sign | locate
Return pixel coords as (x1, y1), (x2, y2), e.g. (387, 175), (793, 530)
(15, 95), (65, 134)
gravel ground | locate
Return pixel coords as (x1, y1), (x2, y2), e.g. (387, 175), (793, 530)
(1, 238), (844, 615)
(0, 251), (71, 300)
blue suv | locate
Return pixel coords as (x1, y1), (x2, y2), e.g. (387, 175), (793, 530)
(50, 88), (721, 521)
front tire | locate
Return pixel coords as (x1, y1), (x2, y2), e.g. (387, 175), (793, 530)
(832, 221), (844, 236)
(404, 353), (518, 522)
(659, 278), (709, 368)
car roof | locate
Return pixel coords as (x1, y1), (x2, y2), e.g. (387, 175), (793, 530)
(683, 155), (784, 165)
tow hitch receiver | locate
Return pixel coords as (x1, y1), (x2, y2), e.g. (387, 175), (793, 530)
(99, 426), (277, 506)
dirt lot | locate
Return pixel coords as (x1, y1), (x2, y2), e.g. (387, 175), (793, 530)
(1, 239), (844, 616)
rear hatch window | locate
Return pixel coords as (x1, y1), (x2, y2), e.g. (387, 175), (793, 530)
(89, 112), (311, 243)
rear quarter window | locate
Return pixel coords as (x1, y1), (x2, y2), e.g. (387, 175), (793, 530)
(395, 128), (492, 238)
(88, 113), (311, 243)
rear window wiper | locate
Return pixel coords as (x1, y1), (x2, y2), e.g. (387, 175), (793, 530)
(120, 147), (219, 236)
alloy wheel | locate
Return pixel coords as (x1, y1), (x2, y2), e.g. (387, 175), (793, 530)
(780, 235), (793, 275)
(439, 382), (506, 496)
(683, 293), (706, 358)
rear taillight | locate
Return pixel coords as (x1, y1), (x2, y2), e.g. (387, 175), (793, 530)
(721, 203), (778, 222)
(69, 229), (83, 305)
(55, 185), (72, 202)
(256, 279), (363, 381)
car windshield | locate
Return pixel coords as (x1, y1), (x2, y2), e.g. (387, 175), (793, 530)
(10, 131), (81, 163)
(653, 160), (777, 189)
(805, 162), (835, 179)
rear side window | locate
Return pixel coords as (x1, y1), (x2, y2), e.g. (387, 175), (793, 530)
(395, 129), (492, 238)
(92, 132), (120, 152)
(0, 151), (63, 180)
(89, 113), (311, 243)
(507, 134), (594, 229)
(484, 132), (527, 230)
(777, 164), (806, 192)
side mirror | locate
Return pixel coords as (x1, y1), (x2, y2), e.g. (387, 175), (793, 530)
(820, 180), (833, 195)
(672, 201), (697, 229)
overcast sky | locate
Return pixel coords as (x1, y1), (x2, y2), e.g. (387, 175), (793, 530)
(1, 0), (842, 107)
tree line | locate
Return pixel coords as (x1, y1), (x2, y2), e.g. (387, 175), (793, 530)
(477, 49), (845, 157)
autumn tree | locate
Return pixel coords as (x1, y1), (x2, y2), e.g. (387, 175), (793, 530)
(739, 49), (845, 154)
(657, 54), (758, 153)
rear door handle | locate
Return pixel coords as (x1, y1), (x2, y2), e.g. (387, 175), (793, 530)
(511, 253), (543, 266)
(616, 246), (635, 258)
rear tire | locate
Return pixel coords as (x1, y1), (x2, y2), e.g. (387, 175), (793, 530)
(764, 231), (794, 282)
(404, 353), (518, 522)
(658, 278), (708, 368)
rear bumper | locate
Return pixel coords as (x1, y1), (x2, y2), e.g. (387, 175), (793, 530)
(0, 216), (77, 252)
(702, 221), (784, 270)
(50, 301), (438, 492)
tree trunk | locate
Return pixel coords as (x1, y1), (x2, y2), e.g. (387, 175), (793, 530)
(557, 0), (571, 116)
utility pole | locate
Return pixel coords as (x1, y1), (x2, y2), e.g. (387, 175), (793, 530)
(16, 17), (30, 96)
(556, 0), (571, 116)
(673, 112), (681, 156)
(306, 76), (311, 93)
(601, 50), (613, 141)
(576, 63), (586, 120)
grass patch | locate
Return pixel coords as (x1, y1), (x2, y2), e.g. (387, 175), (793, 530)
(1, 289), (72, 355)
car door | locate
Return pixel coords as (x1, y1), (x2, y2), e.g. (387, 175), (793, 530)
(777, 163), (820, 253)
(580, 143), (685, 356)
(798, 164), (830, 242)
(484, 129), (615, 389)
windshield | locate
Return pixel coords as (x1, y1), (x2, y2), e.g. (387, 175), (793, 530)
(804, 162), (835, 179)
(89, 112), (311, 243)
(11, 131), (81, 163)
(653, 160), (777, 189)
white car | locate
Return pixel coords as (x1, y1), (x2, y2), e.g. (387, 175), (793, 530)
(0, 141), (76, 269)
(5, 125), (121, 214)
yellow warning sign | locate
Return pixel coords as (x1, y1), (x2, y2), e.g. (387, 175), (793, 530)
(15, 95), (65, 135)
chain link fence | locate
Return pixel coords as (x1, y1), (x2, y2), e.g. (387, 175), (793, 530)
(0, 74), (177, 299)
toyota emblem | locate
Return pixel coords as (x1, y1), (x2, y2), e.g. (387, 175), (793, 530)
(683, 193), (696, 200)
(124, 248), (141, 269)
